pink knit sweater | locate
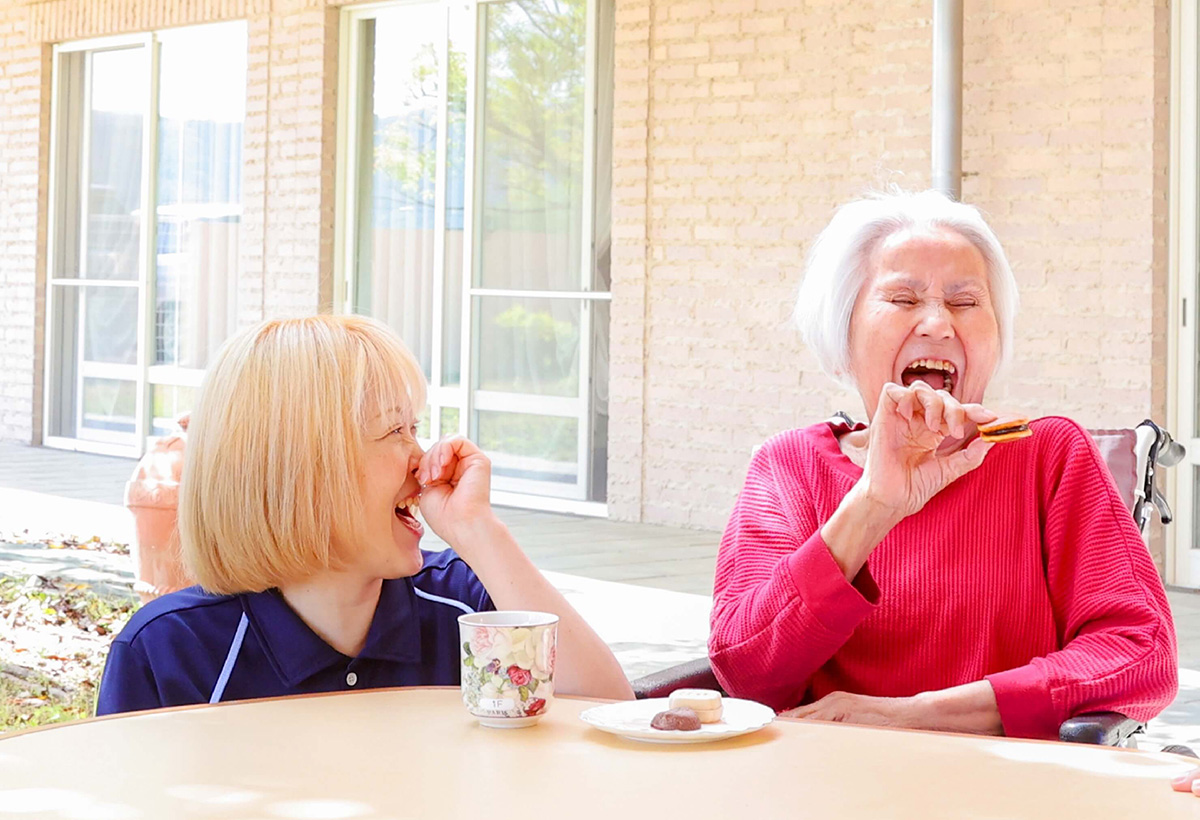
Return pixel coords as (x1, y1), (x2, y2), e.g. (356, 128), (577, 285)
(709, 416), (1178, 740)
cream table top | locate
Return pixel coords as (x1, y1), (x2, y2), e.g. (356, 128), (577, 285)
(0, 687), (1196, 819)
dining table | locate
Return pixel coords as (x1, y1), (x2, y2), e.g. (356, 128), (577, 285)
(0, 687), (1196, 819)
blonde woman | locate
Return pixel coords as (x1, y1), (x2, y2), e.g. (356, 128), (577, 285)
(97, 315), (632, 714)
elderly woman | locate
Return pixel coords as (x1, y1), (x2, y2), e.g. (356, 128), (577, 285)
(98, 315), (632, 714)
(709, 189), (1177, 740)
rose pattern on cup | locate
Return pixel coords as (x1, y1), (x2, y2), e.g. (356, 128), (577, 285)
(460, 624), (555, 719)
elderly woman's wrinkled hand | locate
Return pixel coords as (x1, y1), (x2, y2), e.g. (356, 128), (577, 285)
(1172, 769), (1200, 796)
(862, 380), (998, 520)
(780, 691), (922, 729)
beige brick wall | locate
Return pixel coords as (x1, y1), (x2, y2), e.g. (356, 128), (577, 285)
(961, 0), (1169, 424)
(0, 4), (45, 443)
(0, 0), (339, 443)
(608, 0), (1170, 533)
(0, 0), (1175, 554)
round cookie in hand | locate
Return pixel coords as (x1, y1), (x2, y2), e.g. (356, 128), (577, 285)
(651, 706), (702, 731)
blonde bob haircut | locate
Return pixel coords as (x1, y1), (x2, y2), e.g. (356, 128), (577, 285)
(179, 314), (427, 594)
(794, 188), (1019, 389)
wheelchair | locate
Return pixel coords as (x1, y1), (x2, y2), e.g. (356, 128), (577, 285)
(630, 418), (1192, 753)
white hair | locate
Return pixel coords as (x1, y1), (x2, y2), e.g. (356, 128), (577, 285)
(794, 189), (1019, 387)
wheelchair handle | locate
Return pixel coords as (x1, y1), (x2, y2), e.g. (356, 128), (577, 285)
(1158, 435), (1186, 468)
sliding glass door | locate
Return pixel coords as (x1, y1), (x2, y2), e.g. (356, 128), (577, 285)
(341, 0), (612, 509)
(45, 23), (247, 456)
(46, 43), (148, 450)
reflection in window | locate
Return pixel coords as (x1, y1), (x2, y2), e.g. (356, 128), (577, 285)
(479, 0), (587, 292)
(354, 6), (444, 381)
(154, 23), (246, 372)
(150, 384), (198, 436)
(345, 1), (611, 502)
(86, 48), (145, 281)
(476, 296), (580, 397)
(82, 286), (139, 365)
(46, 25), (246, 451)
(477, 411), (578, 484)
(82, 378), (136, 435)
(440, 406), (460, 437)
(441, 3), (471, 388)
(149, 22), (246, 438)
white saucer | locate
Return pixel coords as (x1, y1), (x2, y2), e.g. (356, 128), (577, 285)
(579, 697), (774, 744)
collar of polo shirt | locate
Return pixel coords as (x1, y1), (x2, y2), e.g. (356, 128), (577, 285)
(242, 578), (424, 688)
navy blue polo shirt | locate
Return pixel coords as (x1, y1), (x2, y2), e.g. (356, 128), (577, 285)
(96, 549), (493, 716)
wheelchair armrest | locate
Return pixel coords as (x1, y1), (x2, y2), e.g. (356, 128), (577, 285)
(635, 665), (1146, 746)
(631, 657), (723, 700)
(1058, 712), (1144, 746)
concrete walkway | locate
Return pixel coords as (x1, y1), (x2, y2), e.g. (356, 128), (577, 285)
(1, 441), (1197, 752)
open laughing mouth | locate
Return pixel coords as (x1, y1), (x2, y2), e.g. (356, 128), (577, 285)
(394, 494), (424, 536)
(900, 358), (957, 394)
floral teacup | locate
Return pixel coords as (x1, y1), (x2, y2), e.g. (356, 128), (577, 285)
(458, 611), (558, 728)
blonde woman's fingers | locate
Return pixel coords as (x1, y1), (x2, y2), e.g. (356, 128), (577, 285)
(419, 438), (456, 486)
(416, 449), (440, 487)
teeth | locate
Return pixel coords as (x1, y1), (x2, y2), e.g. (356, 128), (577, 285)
(909, 358), (955, 373)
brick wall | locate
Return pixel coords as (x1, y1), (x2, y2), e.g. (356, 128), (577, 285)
(961, 0), (1169, 423)
(257, 2), (339, 319)
(0, 4), (47, 443)
(0, 0), (1175, 555)
(608, 0), (1170, 534)
(0, 0), (339, 443)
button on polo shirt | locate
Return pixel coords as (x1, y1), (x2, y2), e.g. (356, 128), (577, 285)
(96, 549), (493, 716)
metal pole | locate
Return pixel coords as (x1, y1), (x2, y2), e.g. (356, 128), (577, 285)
(932, 0), (963, 200)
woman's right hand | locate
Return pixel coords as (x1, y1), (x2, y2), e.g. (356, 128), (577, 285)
(859, 380), (998, 520)
(819, 381), (999, 581)
(1172, 769), (1200, 796)
(417, 435), (497, 552)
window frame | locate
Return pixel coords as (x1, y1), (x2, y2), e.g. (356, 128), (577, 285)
(335, 0), (611, 516)
(1168, 0), (1200, 588)
(44, 34), (156, 457)
(43, 25), (246, 457)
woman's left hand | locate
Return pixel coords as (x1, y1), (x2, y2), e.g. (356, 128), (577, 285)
(780, 691), (922, 729)
(1172, 769), (1200, 796)
(417, 436), (496, 547)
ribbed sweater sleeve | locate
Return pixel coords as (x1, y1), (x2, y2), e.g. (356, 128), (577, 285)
(984, 418), (1178, 739)
(709, 434), (879, 709)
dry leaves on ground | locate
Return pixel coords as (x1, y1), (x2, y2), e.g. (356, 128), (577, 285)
(0, 531), (129, 555)
(0, 574), (139, 732)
